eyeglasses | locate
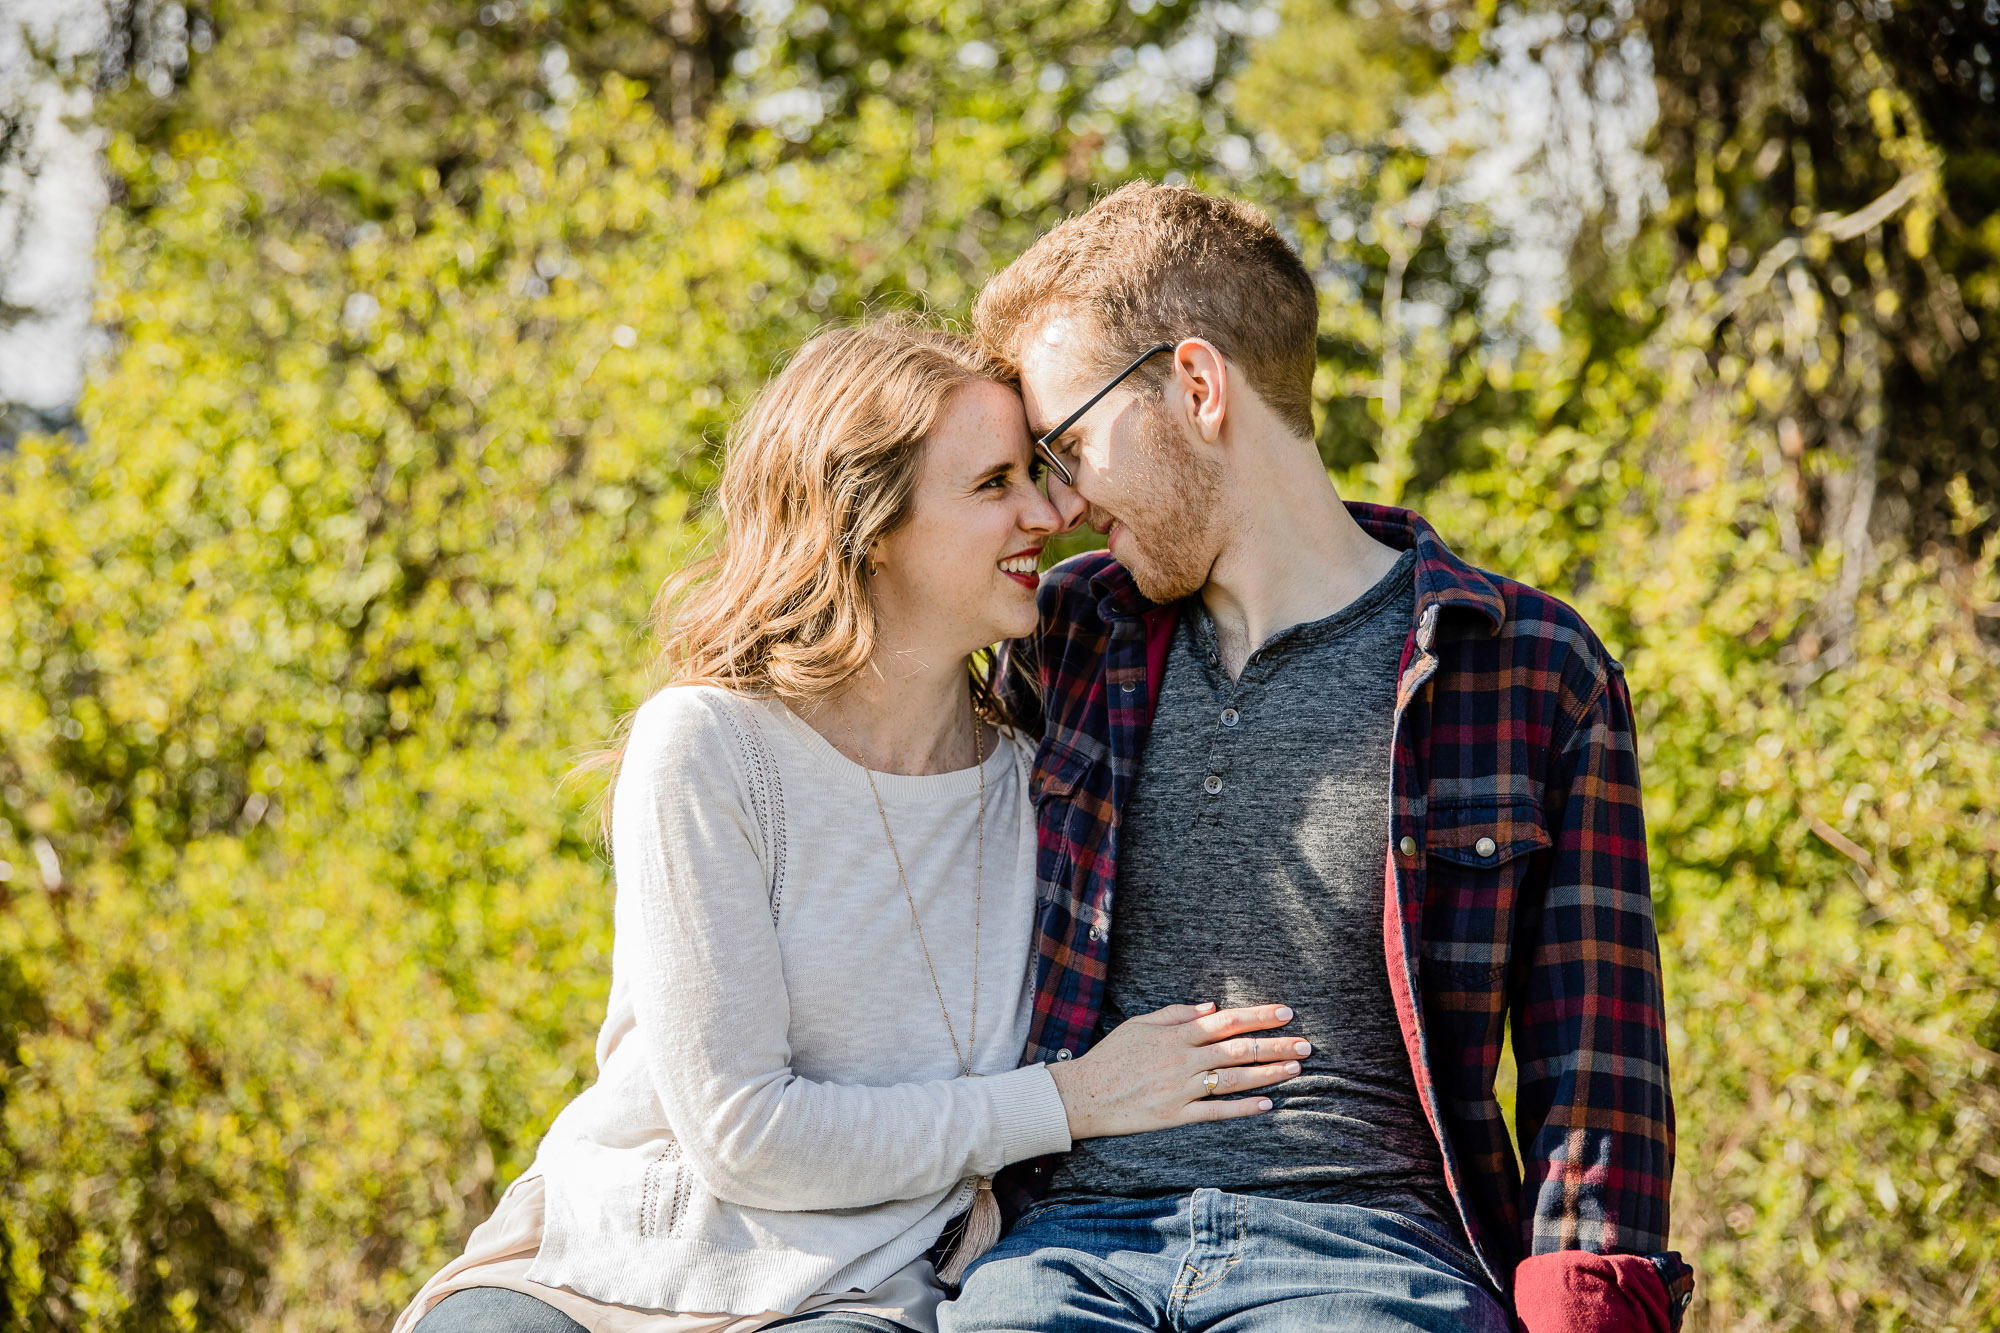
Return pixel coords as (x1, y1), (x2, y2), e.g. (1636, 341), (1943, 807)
(1032, 342), (1177, 488)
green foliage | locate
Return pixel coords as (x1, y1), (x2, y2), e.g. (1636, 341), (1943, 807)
(1427, 333), (2000, 1331)
(1231, 0), (1474, 152)
(1, 0), (1997, 1329)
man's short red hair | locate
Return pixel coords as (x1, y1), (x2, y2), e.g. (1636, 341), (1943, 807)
(972, 181), (1320, 438)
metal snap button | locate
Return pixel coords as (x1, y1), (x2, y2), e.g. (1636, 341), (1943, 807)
(1121, 681), (1136, 692)
(1203, 775), (1224, 795)
(1088, 925), (1104, 941)
(1399, 835), (1418, 858)
(1055, 1049), (1072, 1060)
(1475, 836), (1497, 858)
(1220, 707), (1239, 727)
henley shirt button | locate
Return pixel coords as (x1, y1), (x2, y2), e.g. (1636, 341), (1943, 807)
(1220, 707), (1239, 727)
(1399, 835), (1419, 858)
(1203, 775), (1224, 795)
(1475, 836), (1498, 858)
(1055, 1049), (1072, 1061)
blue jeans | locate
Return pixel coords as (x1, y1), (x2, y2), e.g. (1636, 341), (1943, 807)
(414, 1289), (587, 1333)
(941, 1191), (1510, 1333)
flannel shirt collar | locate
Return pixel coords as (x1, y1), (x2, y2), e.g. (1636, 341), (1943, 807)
(1085, 559), (1150, 625)
(1083, 501), (1508, 635)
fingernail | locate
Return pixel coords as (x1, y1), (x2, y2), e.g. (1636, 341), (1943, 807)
(1274, 1007), (1293, 1022)
(1258, 1098), (1273, 1111)
(1294, 1041), (1312, 1056)
(1284, 1061), (1300, 1074)
(1197, 1002), (1216, 1013)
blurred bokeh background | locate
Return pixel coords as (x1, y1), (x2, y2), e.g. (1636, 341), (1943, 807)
(0, 0), (1995, 1328)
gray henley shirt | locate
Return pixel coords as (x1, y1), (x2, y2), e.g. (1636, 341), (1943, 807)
(1047, 548), (1454, 1224)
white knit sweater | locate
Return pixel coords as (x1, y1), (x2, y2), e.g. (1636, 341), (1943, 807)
(524, 686), (1072, 1315)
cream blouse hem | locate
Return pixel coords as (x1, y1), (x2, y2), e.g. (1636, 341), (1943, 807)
(392, 1174), (944, 1333)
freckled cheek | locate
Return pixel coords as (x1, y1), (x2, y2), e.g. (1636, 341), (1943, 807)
(930, 519), (1004, 595)
(909, 561), (977, 622)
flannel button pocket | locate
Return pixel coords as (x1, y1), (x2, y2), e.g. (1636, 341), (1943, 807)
(1031, 739), (1096, 802)
(1424, 800), (1550, 867)
(1031, 735), (1108, 899)
(1420, 800), (1549, 990)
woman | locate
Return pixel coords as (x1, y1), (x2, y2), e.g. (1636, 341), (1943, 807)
(397, 323), (1304, 1333)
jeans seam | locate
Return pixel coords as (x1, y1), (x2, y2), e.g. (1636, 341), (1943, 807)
(1166, 1201), (1198, 1319)
(1372, 1209), (1487, 1279)
(1170, 1251), (1241, 1302)
(1169, 1193), (1244, 1305)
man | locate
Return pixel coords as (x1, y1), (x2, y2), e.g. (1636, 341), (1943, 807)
(947, 183), (1692, 1332)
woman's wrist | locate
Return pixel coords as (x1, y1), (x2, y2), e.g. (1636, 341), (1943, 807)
(1047, 1056), (1098, 1140)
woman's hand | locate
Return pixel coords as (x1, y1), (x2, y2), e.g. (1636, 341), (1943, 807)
(1046, 1002), (1307, 1140)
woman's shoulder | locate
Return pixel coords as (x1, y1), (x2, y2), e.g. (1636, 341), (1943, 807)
(623, 684), (773, 780)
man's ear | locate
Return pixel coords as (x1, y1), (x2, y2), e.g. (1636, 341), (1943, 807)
(1169, 339), (1229, 444)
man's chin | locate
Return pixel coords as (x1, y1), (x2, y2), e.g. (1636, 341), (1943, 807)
(1118, 540), (1204, 605)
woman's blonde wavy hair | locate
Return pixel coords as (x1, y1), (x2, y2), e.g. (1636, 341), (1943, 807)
(587, 319), (1019, 824)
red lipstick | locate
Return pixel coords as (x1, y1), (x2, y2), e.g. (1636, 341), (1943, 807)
(1000, 547), (1044, 590)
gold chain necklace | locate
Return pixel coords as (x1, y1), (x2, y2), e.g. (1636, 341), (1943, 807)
(844, 710), (984, 1076)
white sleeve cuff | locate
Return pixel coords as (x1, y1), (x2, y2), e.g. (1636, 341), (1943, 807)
(983, 1063), (1073, 1165)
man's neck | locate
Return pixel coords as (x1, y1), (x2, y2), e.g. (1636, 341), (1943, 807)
(1199, 437), (1402, 680)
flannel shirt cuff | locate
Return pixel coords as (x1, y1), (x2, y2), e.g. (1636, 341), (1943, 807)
(1513, 1249), (1695, 1333)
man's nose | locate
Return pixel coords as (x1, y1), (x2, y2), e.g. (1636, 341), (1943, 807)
(1044, 472), (1089, 534)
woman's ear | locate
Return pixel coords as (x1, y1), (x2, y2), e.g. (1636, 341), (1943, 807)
(1170, 339), (1230, 444)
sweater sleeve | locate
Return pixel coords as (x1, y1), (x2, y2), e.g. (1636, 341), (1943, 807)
(611, 688), (1072, 1214)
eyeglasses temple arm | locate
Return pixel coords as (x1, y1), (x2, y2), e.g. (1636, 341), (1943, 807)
(1032, 343), (1178, 484)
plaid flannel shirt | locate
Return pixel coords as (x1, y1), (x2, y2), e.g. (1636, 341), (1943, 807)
(991, 503), (1693, 1332)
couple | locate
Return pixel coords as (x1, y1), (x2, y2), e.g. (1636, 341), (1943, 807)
(396, 183), (1690, 1333)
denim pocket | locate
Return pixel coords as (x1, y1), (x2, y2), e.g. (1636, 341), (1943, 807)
(1008, 1194), (1074, 1233)
(1374, 1209), (1488, 1283)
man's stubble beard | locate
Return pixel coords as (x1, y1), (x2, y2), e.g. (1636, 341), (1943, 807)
(1114, 407), (1225, 606)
